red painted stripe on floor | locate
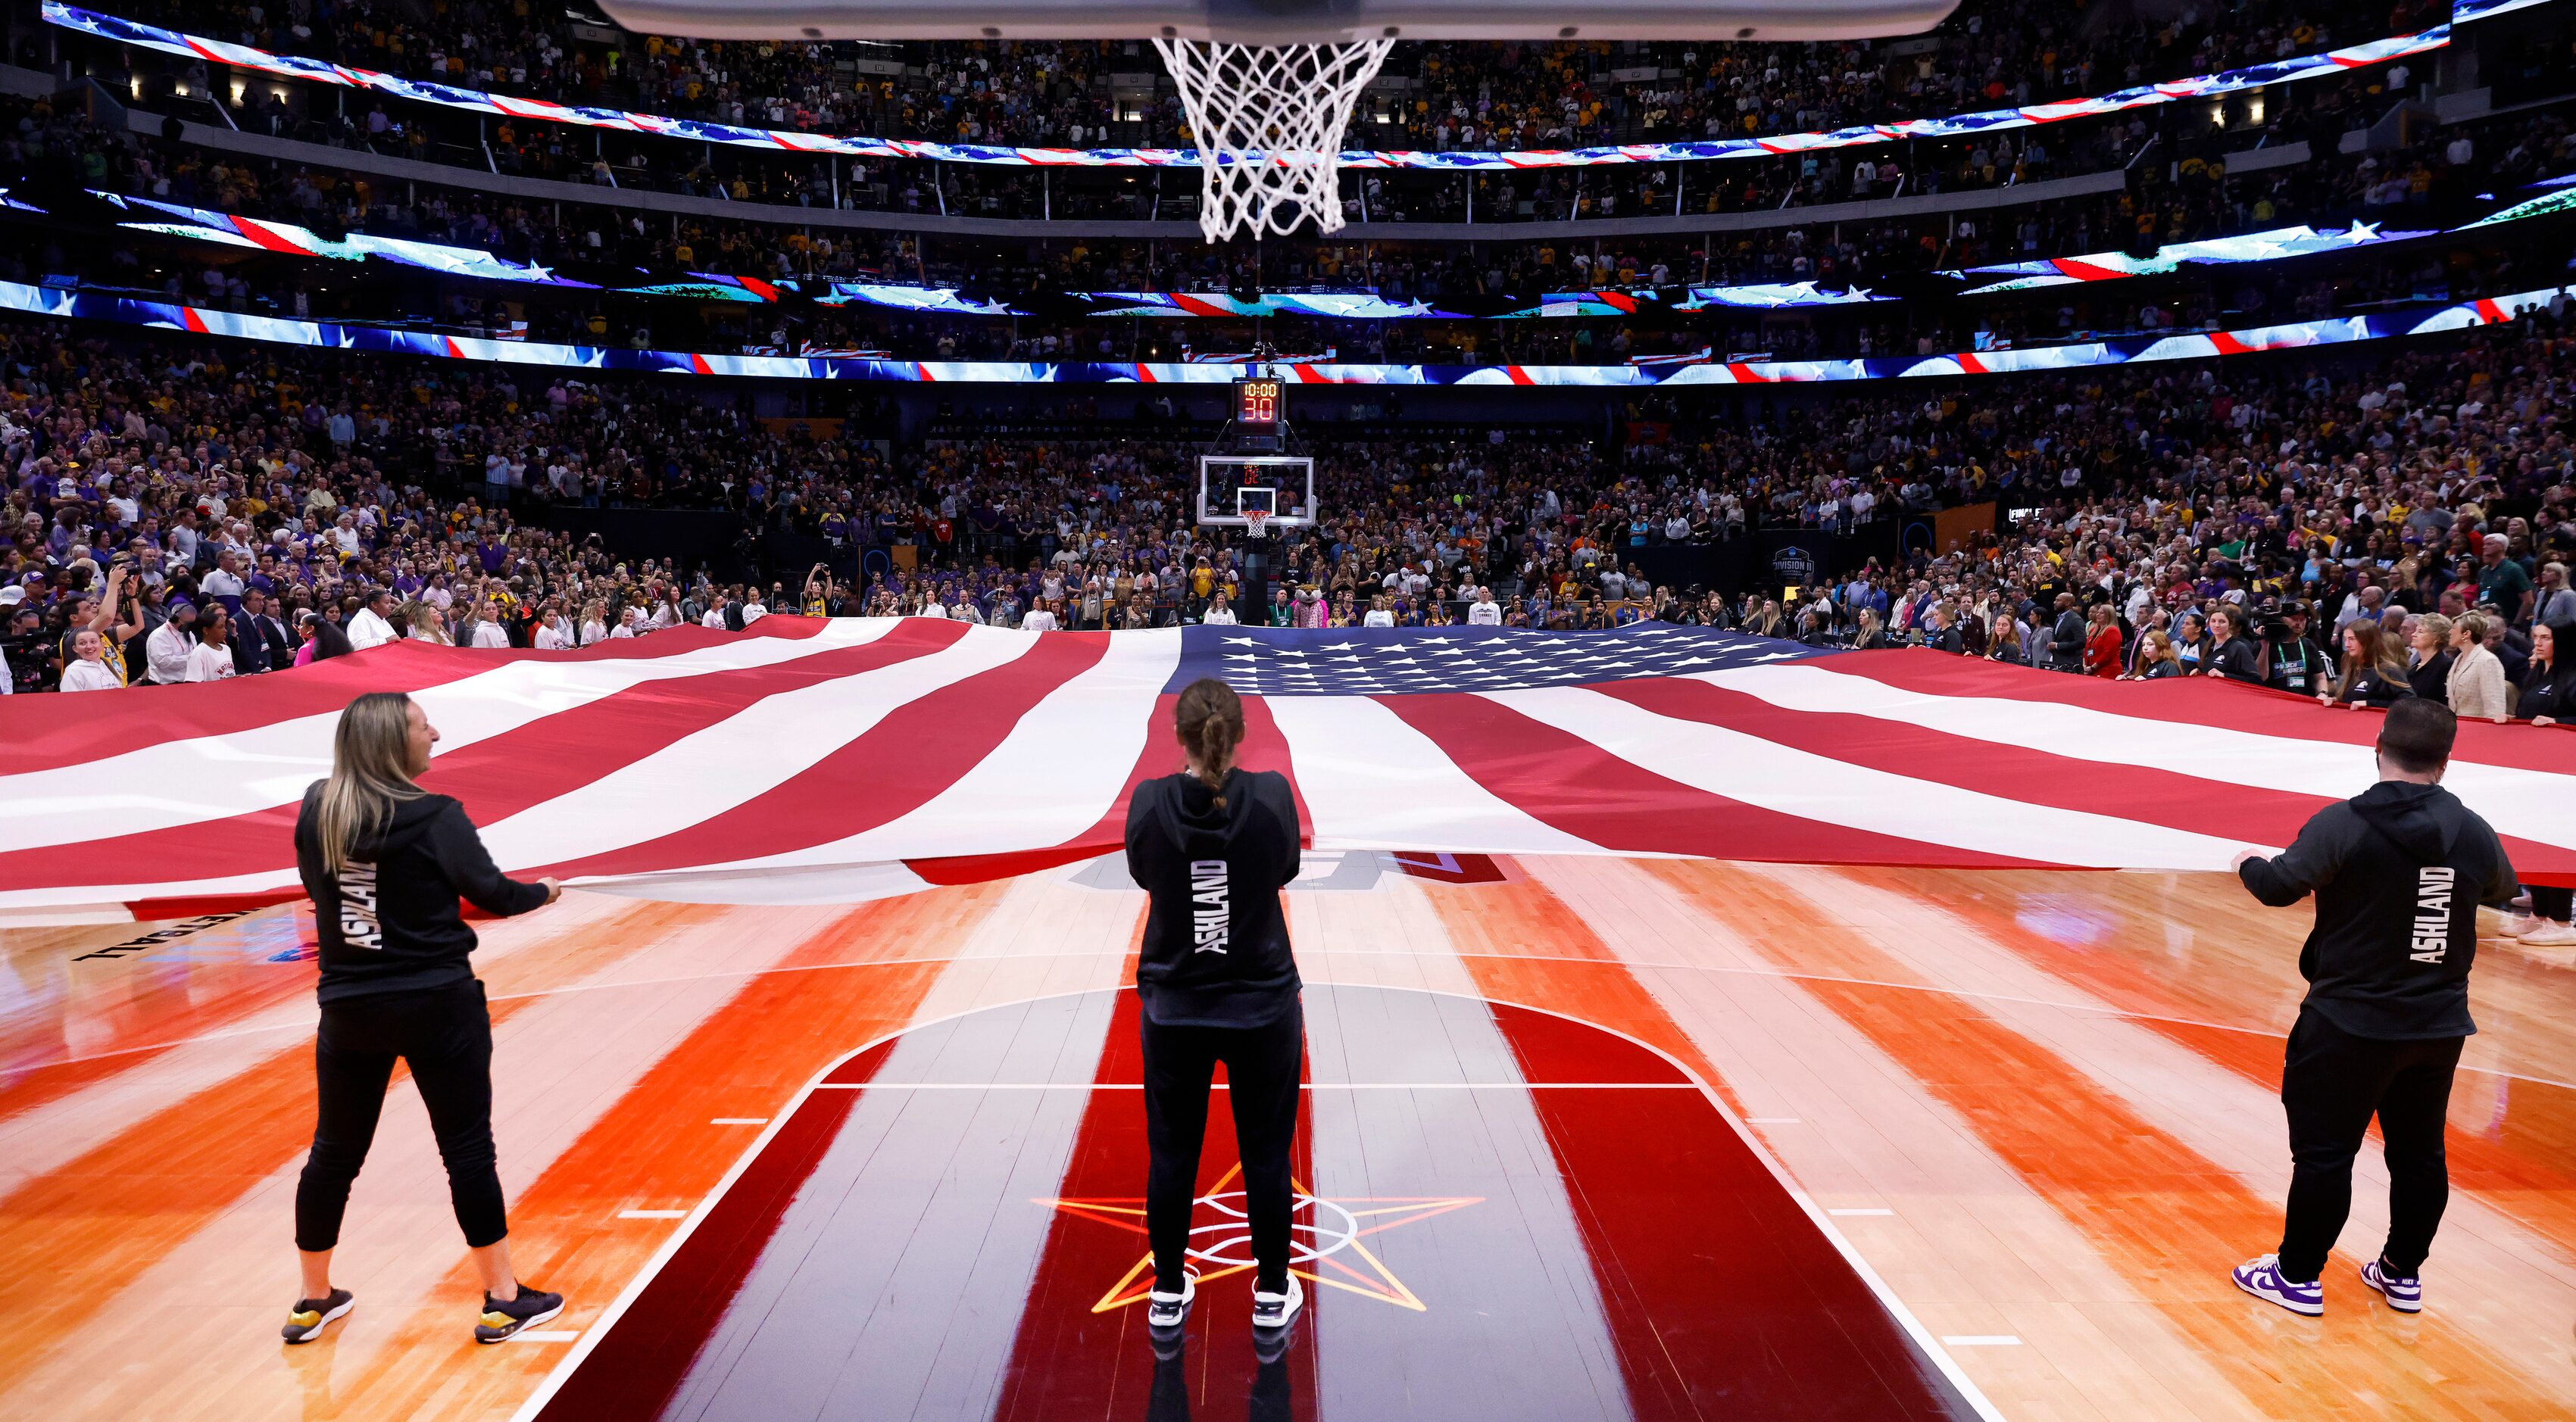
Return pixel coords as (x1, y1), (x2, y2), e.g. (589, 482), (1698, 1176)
(1486, 998), (1976, 1420)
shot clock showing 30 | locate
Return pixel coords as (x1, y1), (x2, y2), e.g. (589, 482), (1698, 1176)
(1235, 377), (1282, 430)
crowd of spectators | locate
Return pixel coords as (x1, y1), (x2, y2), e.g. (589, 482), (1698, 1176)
(8, 295), (2572, 694)
(96, 0), (2373, 151)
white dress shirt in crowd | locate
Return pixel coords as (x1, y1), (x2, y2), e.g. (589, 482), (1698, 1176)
(1201, 604), (1238, 625)
(346, 606), (399, 650)
(471, 620), (512, 649)
(61, 656), (123, 692)
(1363, 608), (1396, 628)
(1020, 607), (1060, 632)
(143, 620), (195, 684)
(184, 640), (237, 682)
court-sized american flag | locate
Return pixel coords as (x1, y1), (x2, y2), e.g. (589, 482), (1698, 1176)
(4, 616), (2572, 925)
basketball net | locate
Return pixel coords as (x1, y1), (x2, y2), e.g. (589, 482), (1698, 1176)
(1242, 507), (1272, 541)
(1153, 37), (1395, 242)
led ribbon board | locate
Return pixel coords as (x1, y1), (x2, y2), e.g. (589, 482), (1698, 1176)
(41, 0), (2541, 170)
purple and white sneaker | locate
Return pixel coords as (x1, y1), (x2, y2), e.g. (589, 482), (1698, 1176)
(2360, 1258), (2422, 1313)
(2232, 1255), (2323, 1316)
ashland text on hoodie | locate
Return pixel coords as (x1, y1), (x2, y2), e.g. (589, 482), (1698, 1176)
(1126, 768), (1302, 1028)
(2238, 780), (2518, 1039)
(293, 786), (551, 1004)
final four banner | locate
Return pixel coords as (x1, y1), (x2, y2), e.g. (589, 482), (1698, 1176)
(2, 276), (2561, 388)
(42, 0), (2535, 172)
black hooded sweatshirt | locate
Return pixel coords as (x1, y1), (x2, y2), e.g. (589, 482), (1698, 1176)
(2237, 779), (2517, 1040)
(1125, 768), (1302, 1028)
(294, 786), (551, 1004)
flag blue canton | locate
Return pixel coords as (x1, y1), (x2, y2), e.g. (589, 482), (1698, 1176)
(1166, 625), (1835, 697)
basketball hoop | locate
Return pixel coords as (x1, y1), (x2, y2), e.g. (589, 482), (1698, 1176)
(1242, 507), (1272, 541)
(1154, 37), (1394, 242)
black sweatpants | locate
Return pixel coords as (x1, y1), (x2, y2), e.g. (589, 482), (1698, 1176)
(2531, 885), (2573, 923)
(2275, 1010), (2462, 1283)
(294, 981), (507, 1252)
(1140, 999), (1304, 1294)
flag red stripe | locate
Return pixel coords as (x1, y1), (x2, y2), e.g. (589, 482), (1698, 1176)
(1379, 692), (2048, 868)
(1600, 675), (2576, 880)
(907, 690), (1177, 887)
(904, 684), (1313, 891)
(531, 631), (1111, 880)
(1824, 650), (2576, 775)
(1598, 676), (2327, 844)
(0, 619), (826, 779)
(0, 619), (966, 893)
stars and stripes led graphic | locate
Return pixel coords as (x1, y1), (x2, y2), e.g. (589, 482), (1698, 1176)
(6, 617), (2575, 927)
(5, 274), (2564, 388)
(1177, 625), (1818, 697)
(42, 0), (2544, 171)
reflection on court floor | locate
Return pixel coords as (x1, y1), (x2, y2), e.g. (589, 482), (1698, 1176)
(532, 986), (1977, 1421)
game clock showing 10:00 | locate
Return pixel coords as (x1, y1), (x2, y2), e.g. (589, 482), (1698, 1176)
(1235, 378), (1283, 429)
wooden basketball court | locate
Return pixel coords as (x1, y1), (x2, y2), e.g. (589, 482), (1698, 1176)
(5, 853), (2573, 1420)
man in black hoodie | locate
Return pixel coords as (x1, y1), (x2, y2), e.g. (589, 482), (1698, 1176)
(2227, 697), (2517, 1318)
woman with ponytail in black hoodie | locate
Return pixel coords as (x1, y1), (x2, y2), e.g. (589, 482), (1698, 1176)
(1124, 678), (1307, 1339)
(283, 692), (566, 1347)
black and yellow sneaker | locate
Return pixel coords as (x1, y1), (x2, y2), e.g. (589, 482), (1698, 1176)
(473, 1287), (565, 1344)
(281, 1288), (354, 1344)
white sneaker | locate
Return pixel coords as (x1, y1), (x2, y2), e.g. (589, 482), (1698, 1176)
(2495, 913), (2545, 939)
(2518, 921), (2576, 947)
(1144, 1270), (1197, 1331)
(1250, 1275), (1304, 1331)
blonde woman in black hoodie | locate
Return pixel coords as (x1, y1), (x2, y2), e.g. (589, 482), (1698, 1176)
(1123, 678), (1307, 1339)
(284, 692), (564, 1346)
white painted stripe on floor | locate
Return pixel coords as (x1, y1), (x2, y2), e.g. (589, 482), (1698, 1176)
(710, 1117), (770, 1125)
(511, 1331), (582, 1343)
(1828, 1207), (1895, 1216)
(618, 1209), (688, 1219)
(1940, 1336), (2024, 1347)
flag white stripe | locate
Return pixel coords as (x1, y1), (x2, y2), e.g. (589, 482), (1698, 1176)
(474, 624), (1041, 868)
(1266, 695), (1604, 855)
(662, 628), (1183, 873)
(0, 620), (895, 853)
(573, 859), (938, 906)
(1485, 684), (2264, 869)
(0, 865), (301, 915)
(1699, 663), (2576, 849)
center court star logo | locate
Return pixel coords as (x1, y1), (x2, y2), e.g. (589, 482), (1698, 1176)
(1037, 1162), (1482, 1314)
